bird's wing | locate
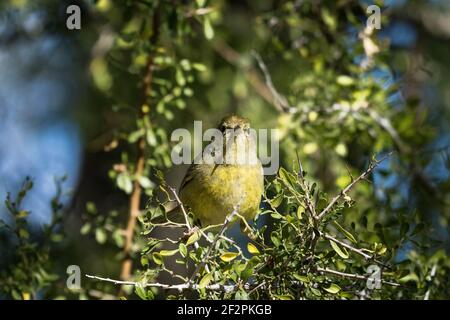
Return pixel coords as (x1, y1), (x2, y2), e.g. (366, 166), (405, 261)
(180, 165), (195, 191)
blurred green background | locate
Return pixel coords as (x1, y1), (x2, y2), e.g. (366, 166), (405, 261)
(0, 0), (449, 299)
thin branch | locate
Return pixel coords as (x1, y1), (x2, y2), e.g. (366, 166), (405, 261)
(317, 267), (400, 287)
(321, 232), (372, 260)
(317, 152), (392, 220)
(120, 143), (145, 281)
(251, 50), (291, 112)
(119, 8), (161, 283)
(188, 201), (242, 283)
(295, 150), (304, 179)
(424, 263), (437, 300)
(86, 274), (254, 293)
(333, 103), (438, 195)
(212, 41), (285, 113)
(87, 265), (402, 293)
(168, 186), (210, 272)
(185, 7), (216, 18)
(168, 186), (192, 230)
(365, 109), (409, 154)
(248, 281), (266, 296)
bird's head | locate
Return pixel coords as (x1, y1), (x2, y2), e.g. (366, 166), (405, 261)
(219, 114), (251, 133)
(214, 115), (257, 165)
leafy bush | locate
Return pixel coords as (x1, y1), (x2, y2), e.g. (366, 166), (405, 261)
(1, 0), (449, 300)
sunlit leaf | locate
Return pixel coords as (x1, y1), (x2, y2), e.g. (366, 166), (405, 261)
(247, 243), (260, 255)
(152, 253), (163, 265)
(186, 231), (201, 246)
(198, 273), (213, 289)
(323, 284), (341, 294)
(220, 252), (239, 262)
(159, 249), (179, 256)
(329, 240), (349, 259)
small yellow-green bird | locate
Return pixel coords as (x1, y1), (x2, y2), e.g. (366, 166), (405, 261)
(178, 115), (264, 228)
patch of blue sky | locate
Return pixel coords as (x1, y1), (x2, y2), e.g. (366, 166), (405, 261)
(0, 24), (83, 227)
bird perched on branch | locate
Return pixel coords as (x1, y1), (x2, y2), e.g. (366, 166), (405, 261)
(178, 115), (264, 229)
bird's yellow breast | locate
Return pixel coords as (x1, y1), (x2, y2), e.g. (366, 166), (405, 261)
(180, 163), (264, 226)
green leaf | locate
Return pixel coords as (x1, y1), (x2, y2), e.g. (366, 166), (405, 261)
(270, 232), (281, 247)
(113, 229), (124, 247)
(135, 284), (147, 300)
(377, 245), (387, 255)
(337, 75), (354, 86)
(80, 223), (91, 235)
(321, 8), (337, 30)
(399, 273), (419, 283)
(17, 210), (29, 218)
(140, 255), (149, 267)
(186, 231), (200, 246)
(296, 206), (304, 220)
(19, 228), (29, 239)
(203, 17), (214, 40)
(323, 284), (341, 294)
(220, 252), (239, 262)
(175, 68), (186, 86)
(86, 202), (97, 215)
(138, 176), (154, 189)
(234, 262), (246, 275)
(278, 167), (297, 189)
(247, 243), (260, 255)
(269, 193), (283, 208)
(293, 274), (309, 283)
(198, 273), (213, 289)
(117, 173), (133, 194)
(179, 243), (187, 258)
(146, 129), (157, 146)
(235, 290), (249, 300)
(95, 228), (107, 244)
(159, 249), (179, 257)
(196, 0), (206, 7)
(152, 253), (163, 265)
(310, 287), (322, 296)
(270, 212), (283, 220)
(180, 59), (191, 71)
(192, 63), (207, 72)
(274, 294), (294, 300)
(333, 221), (357, 244)
(329, 240), (349, 259)
(128, 129), (144, 143)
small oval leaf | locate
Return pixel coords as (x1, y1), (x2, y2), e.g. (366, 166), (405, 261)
(198, 273), (213, 289)
(186, 231), (200, 246)
(324, 283), (341, 294)
(152, 253), (163, 265)
(220, 252), (239, 262)
(247, 243), (260, 255)
(329, 240), (349, 259)
(159, 249), (179, 257)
